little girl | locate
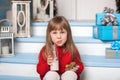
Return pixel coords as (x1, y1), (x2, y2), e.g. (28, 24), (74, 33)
(37, 16), (84, 80)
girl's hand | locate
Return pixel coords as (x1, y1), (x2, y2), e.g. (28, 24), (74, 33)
(47, 55), (53, 66)
(70, 65), (79, 72)
(65, 62), (79, 72)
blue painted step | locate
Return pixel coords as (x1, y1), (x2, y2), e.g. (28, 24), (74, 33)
(15, 36), (112, 43)
(1, 53), (120, 68)
(31, 21), (95, 26)
(3, 21), (95, 26)
(0, 53), (38, 64)
(0, 75), (39, 80)
(82, 55), (120, 68)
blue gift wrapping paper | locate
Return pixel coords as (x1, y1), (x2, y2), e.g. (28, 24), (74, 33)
(98, 26), (120, 40)
(96, 13), (120, 26)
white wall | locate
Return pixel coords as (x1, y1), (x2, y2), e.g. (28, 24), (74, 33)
(57, 0), (117, 21)
(56, 0), (76, 20)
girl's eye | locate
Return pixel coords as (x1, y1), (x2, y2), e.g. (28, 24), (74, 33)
(60, 31), (66, 34)
(60, 31), (64, 33)
(52, 31), (57, 34)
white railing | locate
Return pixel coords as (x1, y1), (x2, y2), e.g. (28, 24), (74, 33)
(0, 27), (10, 32)
(0, 32), (13, 38)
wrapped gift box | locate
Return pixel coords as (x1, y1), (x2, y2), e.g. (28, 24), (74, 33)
(98, 26), (120, 40)
(96, 13), (120, 26)
(105, 48), (120, 59)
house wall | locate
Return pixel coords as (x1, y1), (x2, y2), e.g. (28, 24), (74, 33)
(57, 0), (116, 21)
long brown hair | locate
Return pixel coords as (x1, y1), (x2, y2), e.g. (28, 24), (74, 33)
(43, 16), (77, 59)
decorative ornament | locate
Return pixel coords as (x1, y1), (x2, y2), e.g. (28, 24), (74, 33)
(12, 0), (31, 37)
(33, 0), (57, 21)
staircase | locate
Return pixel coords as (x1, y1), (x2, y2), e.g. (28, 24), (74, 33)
(0, 21), (120, 80)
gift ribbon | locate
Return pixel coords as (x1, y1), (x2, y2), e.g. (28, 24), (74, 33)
(93, 26), (98, 38)
(111, 41), (120, 58)
(113, 26), (118, 40)
(115, 49), (119, 59)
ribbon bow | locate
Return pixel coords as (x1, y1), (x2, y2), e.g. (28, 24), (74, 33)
(101, 7), (118, 26)
(103, 7), (114, 13)
(111, 41), (120, 50)
(111, 41), (120, 59)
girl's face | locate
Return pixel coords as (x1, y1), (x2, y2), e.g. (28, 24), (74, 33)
(50, 29), (67, 47)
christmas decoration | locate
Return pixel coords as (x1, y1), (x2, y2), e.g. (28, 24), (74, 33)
(33, 0), (57, 21)
(101, 7), (118, 26)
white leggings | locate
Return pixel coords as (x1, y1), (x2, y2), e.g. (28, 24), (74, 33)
(43, 71), (77, 80)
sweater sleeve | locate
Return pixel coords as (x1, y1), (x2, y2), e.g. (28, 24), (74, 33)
(73, 50), (84, 75)
(36, 47), (50, 78)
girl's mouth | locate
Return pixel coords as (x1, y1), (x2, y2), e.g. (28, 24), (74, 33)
(56, 40), (62, 44)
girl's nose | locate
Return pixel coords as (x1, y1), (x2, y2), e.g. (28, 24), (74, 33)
(57, 33), (61, 39)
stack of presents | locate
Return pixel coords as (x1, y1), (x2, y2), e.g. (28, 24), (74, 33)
(93, 7), (120, 59)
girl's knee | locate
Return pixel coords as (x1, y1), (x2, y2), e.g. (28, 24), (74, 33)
(61, 71), (77, 80)
(43, 71), (60, 80)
